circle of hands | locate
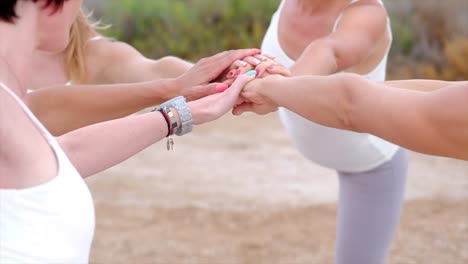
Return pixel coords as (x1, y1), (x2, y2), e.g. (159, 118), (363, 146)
(174, 49), (291, 125)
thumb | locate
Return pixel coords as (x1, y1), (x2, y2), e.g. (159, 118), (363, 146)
(226, 70), (257, 96)
(188, 83), (228, 100)
(232, 102), (255, 116)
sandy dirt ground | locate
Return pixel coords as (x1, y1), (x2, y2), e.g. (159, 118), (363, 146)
(87, 113), (468, 264)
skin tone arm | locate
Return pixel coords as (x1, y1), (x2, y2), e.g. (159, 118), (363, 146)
(84, 40), (194, 83)
(28, 48), (261, 136)
(235, 74), (468, 160)
(290, 0), (389, 76)
(58, 71), (257, 178)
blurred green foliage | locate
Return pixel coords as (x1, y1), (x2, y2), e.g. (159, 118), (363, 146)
(100, 0), (279, 61)
(390, 16), (414, 55)
(94, 0), (467, 80)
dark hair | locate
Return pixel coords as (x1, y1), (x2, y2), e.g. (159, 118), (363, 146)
(0, 0), (67, 23)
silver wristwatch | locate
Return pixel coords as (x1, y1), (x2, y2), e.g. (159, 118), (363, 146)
(156, 96), (193, 136)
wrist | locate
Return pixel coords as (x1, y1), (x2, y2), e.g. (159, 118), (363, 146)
(187, 101), (202, 125)
(153, 78), (180, 102)
(259, 75), (285, 105)
(169, 107), (182, 128)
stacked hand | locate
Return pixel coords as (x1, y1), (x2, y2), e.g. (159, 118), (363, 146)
(173, 49), (262, 101)
(176, 49), (290, 126)
(220, 53), (290, 116)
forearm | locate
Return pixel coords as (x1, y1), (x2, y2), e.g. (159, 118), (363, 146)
(290, 40), (339, 76)
(261, 74), (468, 159)
(58, 111), (168, 178)
(261, 74), (352, 129)
(28, 79), (178, 136)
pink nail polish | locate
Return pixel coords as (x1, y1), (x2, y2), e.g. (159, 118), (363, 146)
(226, 71), (234, 78)
(216, 84), (229, 92)
(234, 69), (242, 77)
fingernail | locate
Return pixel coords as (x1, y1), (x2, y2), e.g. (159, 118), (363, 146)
(234, 69), (242, 77)
(253, 59), (261, 65)
(226, 71), (235, 78)
(246, 70), (257, 76)
(239, 61), (247, 66)
(258, 55), (268, 61)
(256, 70), (262, 77)
(216, 84), (229, 92)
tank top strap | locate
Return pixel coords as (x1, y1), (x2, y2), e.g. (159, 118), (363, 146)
(88, 35), (105, 42)
(0, 83), (57, 144)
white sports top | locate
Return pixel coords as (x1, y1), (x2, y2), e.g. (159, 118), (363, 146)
(0, 83), (95, 263)
(262, 0), (399, 172)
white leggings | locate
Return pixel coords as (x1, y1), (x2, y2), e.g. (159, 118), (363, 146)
(336, 148), (408, 264)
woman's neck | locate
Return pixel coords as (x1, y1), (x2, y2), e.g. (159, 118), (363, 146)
(0, 1), (38, 99)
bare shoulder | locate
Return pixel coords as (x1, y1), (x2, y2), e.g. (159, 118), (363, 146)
(84, 38), (145, 83)
(338, 0), (388, 30)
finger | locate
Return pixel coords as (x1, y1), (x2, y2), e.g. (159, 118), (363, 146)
(228, 70), (257, 95)
(255, 54), (268, 62)
(242, 56), (262, 67)
(222, 70), (257, 105)
(233, 60), (248, 68)
(255, 61), (277, 78)
(226, 69), (243, 79)
(232, 102), (255, 116)
(222, 78), (235, 87)
(212, 49), (261, 68)
(266, 65), (292, 77)
(186, 83), (226, 101)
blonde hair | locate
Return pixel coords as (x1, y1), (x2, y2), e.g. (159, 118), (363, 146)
(63, 10), (104, 84)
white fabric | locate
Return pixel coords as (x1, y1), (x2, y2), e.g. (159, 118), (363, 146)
(0, 83), (95, 263)
(261, 0), (399, 172)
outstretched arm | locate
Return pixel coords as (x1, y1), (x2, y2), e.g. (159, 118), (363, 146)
(58, 71), (257, 178)
(236, 74), (468, 160)
(29, 49), (261, 136)
(84, 40), (193, 84)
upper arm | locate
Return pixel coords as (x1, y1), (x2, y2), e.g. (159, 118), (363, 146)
(352, 79), (468, 160)
(84, 40), (192, 84)
(324, 0), (389, 69)
(292, 0), (389, 75)
(423, 84), (468, 160)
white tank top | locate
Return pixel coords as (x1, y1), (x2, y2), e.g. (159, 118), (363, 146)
(261, 0), (399, 172)
(0, 83), (95, 263)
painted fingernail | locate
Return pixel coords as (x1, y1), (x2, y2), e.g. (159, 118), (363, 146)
(256, 70), (262, 77)
(239, 61), (248, 66)
(258, 55), (268, 61)
(246, 70), (257, 76)
(253, 59), (261, 65)
(234, 69), (242, 77)
(216, 84), (229, 92)
(226, 70), (235, 78)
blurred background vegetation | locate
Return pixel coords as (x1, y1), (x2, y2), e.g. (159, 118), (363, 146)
(84, 0), (467, 80)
